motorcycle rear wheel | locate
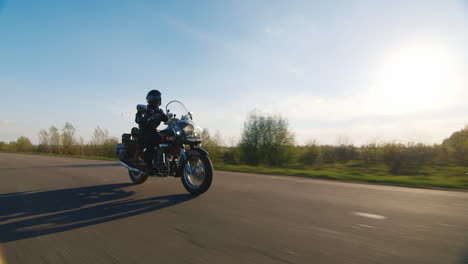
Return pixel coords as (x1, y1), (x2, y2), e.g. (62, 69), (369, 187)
(128, 169), (148, 184)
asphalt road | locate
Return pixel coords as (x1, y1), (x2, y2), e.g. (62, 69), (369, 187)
(1, 153), (468, 264)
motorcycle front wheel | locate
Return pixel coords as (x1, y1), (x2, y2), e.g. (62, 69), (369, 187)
(181, 154), (213, 195)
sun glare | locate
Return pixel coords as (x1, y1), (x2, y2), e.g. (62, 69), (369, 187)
(371, 44), (459, 114)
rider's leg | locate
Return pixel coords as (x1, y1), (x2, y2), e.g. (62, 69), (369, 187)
(141, 131), (157, 174)
(154, 132), (167, 169)
(156, 146), (165, 168)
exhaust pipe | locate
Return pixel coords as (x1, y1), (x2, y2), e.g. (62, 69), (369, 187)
(119, 161), (145, 175)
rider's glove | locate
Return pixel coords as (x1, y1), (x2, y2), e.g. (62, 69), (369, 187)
(146, 113), (161, 122)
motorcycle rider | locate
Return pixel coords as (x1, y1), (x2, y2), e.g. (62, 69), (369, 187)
(135, 90), (168, 175)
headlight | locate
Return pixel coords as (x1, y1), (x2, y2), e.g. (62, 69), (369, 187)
(183, 124), (194, 135)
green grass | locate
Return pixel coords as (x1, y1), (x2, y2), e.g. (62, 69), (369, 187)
(215, 162), (468, 189)
(4, 152), (468, 189)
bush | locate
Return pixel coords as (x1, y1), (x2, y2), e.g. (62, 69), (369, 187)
(299, 142), (322, 165)
(320, 145), (337, 163)
(222, 147), (240, 165)
(61, 122), (77, 155)
(16, 136), (33, 152)
(381, 143), (437, 175)
(201, 129), (224, 164)
(359, 143), (383, 163)
(443, 126), (468, 164)
(239, 111), (295, 166)
(0, 141), (7, 151)
(335, 144), (358, 162)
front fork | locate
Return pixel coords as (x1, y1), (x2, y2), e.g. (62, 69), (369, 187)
(155, 146), (194, 175)
(156, 144), (167, 167)
(180, 148), (193, 174)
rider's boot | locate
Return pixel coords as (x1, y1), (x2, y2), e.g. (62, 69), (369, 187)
(156, 147), (166, 170)
(143, 151), (156, 175)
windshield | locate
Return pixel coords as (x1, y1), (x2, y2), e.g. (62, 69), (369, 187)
(165, 100), (191, 121)
(165, 100), (202, 137)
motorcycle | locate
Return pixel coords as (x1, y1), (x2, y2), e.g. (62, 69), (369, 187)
(116, 100), (213, 195)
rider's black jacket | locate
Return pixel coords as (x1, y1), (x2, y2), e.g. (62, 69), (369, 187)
(135, 105), (168, 133)
(135, 105), (168, 164)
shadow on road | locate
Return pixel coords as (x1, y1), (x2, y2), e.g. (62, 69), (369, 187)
(463, 247), (468, 264)
(0, 183), (194, 242)
(0, 163), (122, 170)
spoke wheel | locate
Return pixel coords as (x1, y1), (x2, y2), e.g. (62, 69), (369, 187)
(128, 169), (148, 184)
(181, 154), (213, 195)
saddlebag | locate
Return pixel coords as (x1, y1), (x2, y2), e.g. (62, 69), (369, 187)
(116, 143), (127, 161)
(116, 133), (138, 162)
(122, 133), (132, 144)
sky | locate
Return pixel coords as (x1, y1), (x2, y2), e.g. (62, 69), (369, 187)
(0, 0), (467, 145)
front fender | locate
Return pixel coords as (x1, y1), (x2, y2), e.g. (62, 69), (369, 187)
(177, 148), (209, 177)
(186, 148), (209, 156)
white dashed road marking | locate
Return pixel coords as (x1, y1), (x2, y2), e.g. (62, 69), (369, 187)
(359, 224), (376, 229)
(351, 211), (387, 220)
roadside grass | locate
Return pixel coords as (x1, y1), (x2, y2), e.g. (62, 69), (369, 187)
(215, 162), (468, 189)
(3, 152), (468, 189)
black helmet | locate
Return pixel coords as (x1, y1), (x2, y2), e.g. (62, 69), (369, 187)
(146, 90), (161, 107)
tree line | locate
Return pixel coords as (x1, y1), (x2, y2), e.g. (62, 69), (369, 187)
(1, 113), (467, 175)
(0, 122), (117, 158)
(203, 112), (468, 175)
